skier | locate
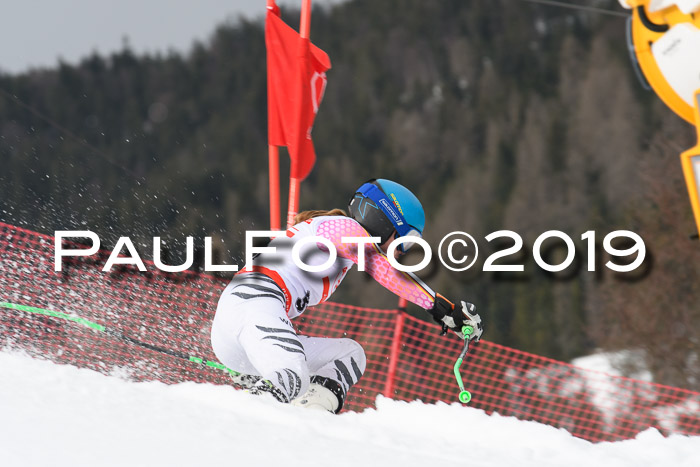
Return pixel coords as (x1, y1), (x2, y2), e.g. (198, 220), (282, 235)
(210, 178), (483, 413)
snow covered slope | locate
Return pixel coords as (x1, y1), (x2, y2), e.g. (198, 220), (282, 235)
(1, 351), (698, 467)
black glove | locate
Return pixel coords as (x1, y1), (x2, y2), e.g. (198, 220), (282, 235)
(428, 294), (483, 341)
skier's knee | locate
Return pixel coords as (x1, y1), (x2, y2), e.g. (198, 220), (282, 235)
(330, 339), (366, 388)
(341, 338), (366, 376)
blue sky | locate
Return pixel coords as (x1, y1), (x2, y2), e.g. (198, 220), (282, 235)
(0, 0), (344, 74)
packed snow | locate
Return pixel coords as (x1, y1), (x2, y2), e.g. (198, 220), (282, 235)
(1, 351), (698, 467)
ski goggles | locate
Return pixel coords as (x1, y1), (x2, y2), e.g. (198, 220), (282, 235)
(356, 182), (422, 253)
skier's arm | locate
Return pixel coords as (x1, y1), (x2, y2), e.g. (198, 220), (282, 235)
(316, 217), (435, 309)
(317, 217), (483, 341)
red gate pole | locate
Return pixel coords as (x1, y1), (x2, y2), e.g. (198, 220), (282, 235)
(300, 0), (312, 38)
(286, 0), (312, 227)
(269, 145), (281, 230)
(267, 0), (281, 230)
(287, 176), (301, 228)
(383, 299), (407, 398)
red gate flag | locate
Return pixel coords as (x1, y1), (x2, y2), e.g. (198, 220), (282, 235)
(266, 5), (330, 181)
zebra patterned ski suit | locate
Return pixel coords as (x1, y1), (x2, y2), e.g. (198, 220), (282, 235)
(211, 215), (435, 404)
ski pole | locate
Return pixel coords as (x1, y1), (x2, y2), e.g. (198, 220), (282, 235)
(453, 325), (474, 403)
(0, 301), (239, 376)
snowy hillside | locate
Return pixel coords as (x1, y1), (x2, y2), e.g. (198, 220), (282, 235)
(1, 351), (698, 467)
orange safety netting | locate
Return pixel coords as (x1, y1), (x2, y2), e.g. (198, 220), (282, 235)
(0, 222), (698, 442)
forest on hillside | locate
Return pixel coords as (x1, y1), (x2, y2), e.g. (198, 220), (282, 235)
(1, 0), (698, 389)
